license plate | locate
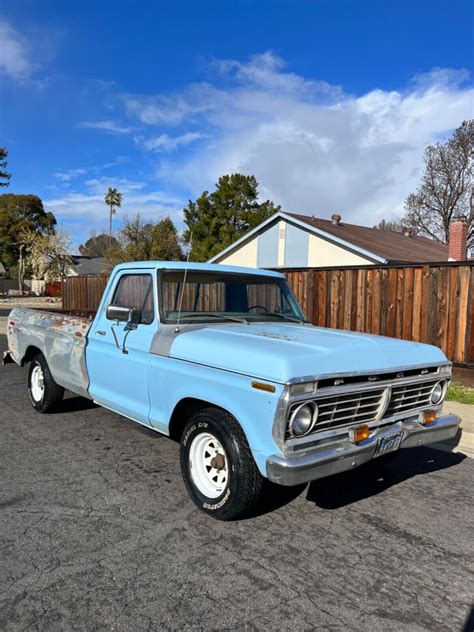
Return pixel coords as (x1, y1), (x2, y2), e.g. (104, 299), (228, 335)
(374, 431), (403, 458)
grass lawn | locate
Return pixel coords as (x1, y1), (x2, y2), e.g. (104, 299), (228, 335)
(447, 381), (474, 405)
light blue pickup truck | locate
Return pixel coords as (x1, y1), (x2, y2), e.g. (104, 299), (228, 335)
(4, 262), (461, 519)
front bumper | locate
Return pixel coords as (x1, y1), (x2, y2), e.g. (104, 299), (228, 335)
(266, 414), (461, 486)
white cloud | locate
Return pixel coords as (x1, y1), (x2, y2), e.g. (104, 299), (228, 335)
(0, 20), (34, 81)
(138, 131), (203, 152)
(78, 120), (132, 134)
(54, 168), (87, 182)
(44, 177), (184, 231)
(122, 52), (472, 226)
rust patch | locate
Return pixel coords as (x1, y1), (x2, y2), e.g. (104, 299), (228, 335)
(257, 330), (296, 341)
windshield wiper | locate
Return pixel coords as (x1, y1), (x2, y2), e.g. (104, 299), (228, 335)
(180, 313), (249, 325)
(264, 312), (305, 324)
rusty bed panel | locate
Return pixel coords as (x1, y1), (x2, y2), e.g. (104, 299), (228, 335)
(6, 307), (93, 399)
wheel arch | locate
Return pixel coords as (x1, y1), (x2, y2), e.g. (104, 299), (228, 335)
(21, 345), (42, 366)
(168, 397), (231, 442)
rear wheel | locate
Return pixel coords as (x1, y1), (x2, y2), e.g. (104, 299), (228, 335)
(180, 408), (264, 520)
(28, 353), (64, 413)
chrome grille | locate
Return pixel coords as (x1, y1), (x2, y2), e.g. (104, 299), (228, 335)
(288, 388), (386, 435)
(386, 380), (436, 416)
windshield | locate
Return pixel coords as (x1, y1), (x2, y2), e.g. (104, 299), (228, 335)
(160, 271), (306, 324)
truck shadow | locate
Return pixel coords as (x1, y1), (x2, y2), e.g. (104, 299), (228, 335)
(305, 446), (466, 510)
(52, 395), (99, 413)
(254, 446), (466, 517)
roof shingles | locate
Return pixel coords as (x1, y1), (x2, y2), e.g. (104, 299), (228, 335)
(288, 213), (449, 263)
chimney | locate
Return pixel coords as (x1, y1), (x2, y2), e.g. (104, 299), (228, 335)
(448, 220), (468, 261)
(331, 213), (341, 225)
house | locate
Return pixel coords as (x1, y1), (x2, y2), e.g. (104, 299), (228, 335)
(66, 255), (111, 276)
(208, 211), (449, 268)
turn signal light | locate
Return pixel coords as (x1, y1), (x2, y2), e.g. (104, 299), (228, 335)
(251, 381), (276, 393)
(350, 425), (369, 444)
(422, 410), (437, 426)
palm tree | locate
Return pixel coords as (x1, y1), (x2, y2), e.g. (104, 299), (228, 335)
(104, 187), (123, 245)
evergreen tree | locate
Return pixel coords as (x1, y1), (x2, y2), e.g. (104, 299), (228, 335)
(183, 174), (280, 261)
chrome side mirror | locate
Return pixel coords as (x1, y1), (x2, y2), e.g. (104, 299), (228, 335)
(106, 305), (142, 325)
(106, 305), (142, 353)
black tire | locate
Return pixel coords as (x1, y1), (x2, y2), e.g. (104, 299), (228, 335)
(180, 407), (264, 520)
(28, 353), (64, 413)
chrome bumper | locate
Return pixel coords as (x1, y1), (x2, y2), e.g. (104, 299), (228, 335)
(266, 414), (461, 486)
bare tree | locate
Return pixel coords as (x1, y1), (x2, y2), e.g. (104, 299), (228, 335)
(373, 219), (404, 232)
(20, 229), (72, 281)
(403, 120), (473, 244)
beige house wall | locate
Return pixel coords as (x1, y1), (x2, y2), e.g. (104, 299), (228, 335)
(219, 237), (258, 267)
(307, 233), (372, 267)
(217, 221), (375, 268)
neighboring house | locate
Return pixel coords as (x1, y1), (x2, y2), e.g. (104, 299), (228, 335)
(66, 255), (110, 276)
(0, 262), (7, 278)
(209, 211), (449, 268)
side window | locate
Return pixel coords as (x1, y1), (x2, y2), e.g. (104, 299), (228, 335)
(109, 274), (154, 325)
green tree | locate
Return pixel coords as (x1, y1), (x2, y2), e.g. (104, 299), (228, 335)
(104, 187), (123, 244)
(151, 217), (184, 260)
(403, 120), (473, 243)
(183, 174), (280, 261)
(106, 215), (183, 264)
(0, 194), (56, 271)
(79, 233), (120, 257)
(0, 148), (11, 187)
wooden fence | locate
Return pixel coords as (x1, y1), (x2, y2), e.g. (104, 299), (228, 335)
(62, 261), (474, 366)
(62, 275), (109, 312)
(284, 262), (473, 366)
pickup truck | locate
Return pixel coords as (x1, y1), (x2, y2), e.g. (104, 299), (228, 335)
(4, 262), (461, 519)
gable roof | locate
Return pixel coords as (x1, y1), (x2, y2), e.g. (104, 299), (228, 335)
(288, 213), (449, 263)
(69, 256), (108, 275)
(209, 210), (449, 265)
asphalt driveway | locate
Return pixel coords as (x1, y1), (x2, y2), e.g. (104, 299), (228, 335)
(0, 336), (473, 631)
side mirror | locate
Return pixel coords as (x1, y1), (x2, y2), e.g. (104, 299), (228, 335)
(106, 304), (142, 325)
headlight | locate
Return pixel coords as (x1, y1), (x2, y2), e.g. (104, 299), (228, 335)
(290, 403), (318, 437)
(431, 380), (447, 405)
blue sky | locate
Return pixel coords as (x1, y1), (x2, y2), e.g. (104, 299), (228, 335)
(1, 0), (473, 252)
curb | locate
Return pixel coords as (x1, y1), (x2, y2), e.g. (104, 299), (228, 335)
(431, 427), (474, 458)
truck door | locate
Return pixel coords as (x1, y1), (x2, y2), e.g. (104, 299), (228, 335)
(86, 270), (156, 425)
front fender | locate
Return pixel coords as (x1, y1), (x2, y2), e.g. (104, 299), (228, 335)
(148, 355), (284, 475)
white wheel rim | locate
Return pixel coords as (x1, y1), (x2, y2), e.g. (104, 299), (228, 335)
(189, 432), (228, 499)
(31, 365), (45, 402)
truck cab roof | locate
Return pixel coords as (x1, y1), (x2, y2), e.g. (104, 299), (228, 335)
(112, 261), (285, 278)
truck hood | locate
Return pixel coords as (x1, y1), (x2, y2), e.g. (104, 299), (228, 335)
(169, 322), (447, 383)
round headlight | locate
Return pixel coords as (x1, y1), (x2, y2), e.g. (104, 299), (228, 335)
(290, 403), (317, 437)
(431, 380), (447, 405)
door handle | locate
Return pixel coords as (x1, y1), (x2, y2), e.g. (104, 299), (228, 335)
(96, 330), (106, 336)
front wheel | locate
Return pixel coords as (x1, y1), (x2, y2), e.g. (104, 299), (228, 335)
(180, 408), (264, 520)
(28, 353), (64, 413)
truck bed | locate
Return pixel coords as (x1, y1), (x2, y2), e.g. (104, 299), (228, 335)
(6, 307), (94, 398)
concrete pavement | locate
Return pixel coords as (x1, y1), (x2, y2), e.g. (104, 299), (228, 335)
(1, 335), (473, 630)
